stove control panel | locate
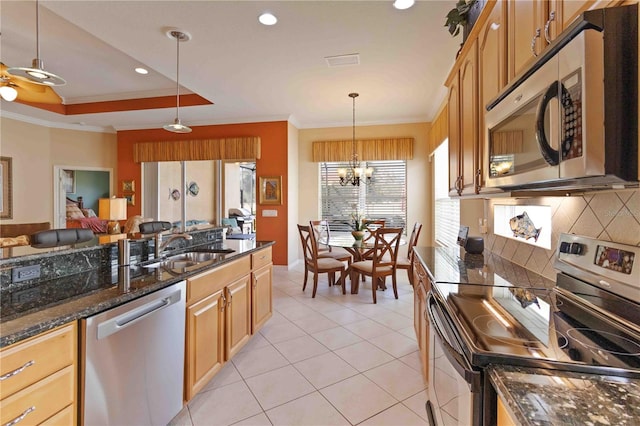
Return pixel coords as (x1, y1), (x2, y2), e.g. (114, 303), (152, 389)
(555, 233), (639, 304)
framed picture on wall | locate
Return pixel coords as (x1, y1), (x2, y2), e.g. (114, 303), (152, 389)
(0, 156), (13, 219)
(259, 176), (282, 205)
(63, 169), (76, 194)
(124, 193), (135, 206)
(122, 180), (135, 192)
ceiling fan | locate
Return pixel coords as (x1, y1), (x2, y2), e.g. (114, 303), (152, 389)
(1, 63), (62, 104)
(1, 0), (64, 104)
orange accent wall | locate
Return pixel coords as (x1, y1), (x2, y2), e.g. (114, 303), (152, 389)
(117, 121), (289, 265)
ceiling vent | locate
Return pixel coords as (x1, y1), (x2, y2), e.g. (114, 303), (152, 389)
(325, 53), (360, 67)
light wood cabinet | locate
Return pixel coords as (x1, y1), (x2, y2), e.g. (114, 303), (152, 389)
(478, 0), (507, 193)
(0, 322), (77, 426)
(507, 0), (548, 81)
(184, 247), (273, 402)
(185, 257), (251, 401)
(497, 397), (517, 426)
(251, 247), (273, 333)
(448, 38), (480, 195)
(226, 275), (252, 359)
(185, 289), (225, 400)
(412, 257), (429, 382)
(508, 0), (621, 81)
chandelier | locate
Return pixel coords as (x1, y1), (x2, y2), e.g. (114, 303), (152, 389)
(337, 92), (373, 186)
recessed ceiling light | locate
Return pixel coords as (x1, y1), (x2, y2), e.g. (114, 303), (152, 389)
(258, 12), (277, 26)
(135, 67), (149, 75)
(393, 0), (415, 10)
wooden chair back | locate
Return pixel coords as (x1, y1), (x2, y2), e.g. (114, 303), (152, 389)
(407, 222), (423, 260)
(363, 219), (385, 243)
(309, 220), (331, 253)
(371, 227), (403, 272)
(297, 224), (316, 268)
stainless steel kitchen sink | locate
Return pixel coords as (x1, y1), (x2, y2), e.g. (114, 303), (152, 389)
(142, 250), (230, 270)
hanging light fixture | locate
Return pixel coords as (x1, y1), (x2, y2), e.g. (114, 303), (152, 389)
(163, 29), (192, 133)
(0, 82), (18, 102)
(7, 0), (66, 86)
(337, 93), (373, 186)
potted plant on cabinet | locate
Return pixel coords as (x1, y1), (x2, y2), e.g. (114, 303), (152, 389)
(445, 0), (482, 44)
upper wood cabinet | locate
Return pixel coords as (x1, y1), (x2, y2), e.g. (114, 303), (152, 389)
(478, 0), (507, 192)
(507, 0), (549, 81)
(448, 38), (480, 196)
(508, 0), (623, 81)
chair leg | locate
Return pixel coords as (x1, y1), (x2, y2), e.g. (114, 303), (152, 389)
(392, 273), (398, 299)
(312, 274), (319, 298)
(350, 270), (359, 294)
(328, 271), (335, 286)
(372, 277), (377, 304)
(302, 264), (308, 291)
(340, 269), (346, 295)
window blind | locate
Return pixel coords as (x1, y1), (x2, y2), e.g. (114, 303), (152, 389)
(320, 161), (407, 233)
(434, 141), (460, 247)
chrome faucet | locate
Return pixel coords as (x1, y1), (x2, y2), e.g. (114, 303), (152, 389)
(155, 233), (193, 258)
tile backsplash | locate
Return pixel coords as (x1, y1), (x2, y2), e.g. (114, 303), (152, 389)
(484, 189), (640, 280)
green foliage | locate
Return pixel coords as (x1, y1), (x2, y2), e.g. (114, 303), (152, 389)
(445, 0), (478, 37)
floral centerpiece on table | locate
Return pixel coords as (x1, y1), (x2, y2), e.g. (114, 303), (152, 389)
(350, 209), (367, 242)
(351, 209), (366, 231)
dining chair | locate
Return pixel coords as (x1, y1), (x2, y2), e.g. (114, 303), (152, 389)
(350, 227), (403, 303)
(362, 219), (385, 244)
(309, 220), (352, 267)
(396, 222), (422, 287)
(297, 224), (346, 298)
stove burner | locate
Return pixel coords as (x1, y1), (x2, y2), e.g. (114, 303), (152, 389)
(472, 315), (545, 347)
(566, 328), (640, 356)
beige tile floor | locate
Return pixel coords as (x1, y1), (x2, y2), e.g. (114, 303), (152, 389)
(170, 263), (429, 426)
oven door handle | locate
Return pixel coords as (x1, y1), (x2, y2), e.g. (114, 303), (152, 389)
(427, 292), (481, 392)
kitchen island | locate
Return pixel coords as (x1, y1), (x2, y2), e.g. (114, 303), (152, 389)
(0, 237), (274, 347)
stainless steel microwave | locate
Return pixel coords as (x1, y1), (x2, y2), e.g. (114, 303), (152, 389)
(484, 4), (638, 191)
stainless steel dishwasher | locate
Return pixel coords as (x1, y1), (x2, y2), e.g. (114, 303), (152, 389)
(82, 281), (186, 426)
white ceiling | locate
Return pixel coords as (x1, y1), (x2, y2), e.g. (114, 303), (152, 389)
(0, 0), (462, 133)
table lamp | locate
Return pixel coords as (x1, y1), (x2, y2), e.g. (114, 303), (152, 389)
(99, 197), (127, 234)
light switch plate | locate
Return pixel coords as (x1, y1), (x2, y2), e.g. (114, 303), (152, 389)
(262, 209), (277, 217)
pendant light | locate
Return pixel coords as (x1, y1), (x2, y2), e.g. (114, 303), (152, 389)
(8, 0), (66, 86)
(337, 93), (373, 186)
(163, 29), (192, 133)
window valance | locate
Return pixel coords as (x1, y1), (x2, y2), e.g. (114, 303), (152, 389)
(312, 138), (414, 162)
(133, 137), (261, 162)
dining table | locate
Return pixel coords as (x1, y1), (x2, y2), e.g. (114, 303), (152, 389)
(319, 231), (406, 293)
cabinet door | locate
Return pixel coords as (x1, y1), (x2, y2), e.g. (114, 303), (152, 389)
(252, 264), (273, 333)
(418, 282), (429, 382)
(448, 74), (462, 195)
(460, 39), (479, 194)
(479, 0), (507, 192)
(508, 0), (547, 81)
(185, 290), (225, 401)
(225, 275), (252, 360)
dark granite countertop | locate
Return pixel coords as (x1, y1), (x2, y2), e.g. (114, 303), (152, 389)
(413, 246), (556, 288)
(489, 364), (640, 426)
(0, 239), (274, 347)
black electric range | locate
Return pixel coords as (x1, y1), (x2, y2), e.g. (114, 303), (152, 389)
(424, 234), (640, 426)
(430, 233), (640, 378)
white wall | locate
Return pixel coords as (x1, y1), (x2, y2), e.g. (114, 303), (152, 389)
(287, 122), (300, 267)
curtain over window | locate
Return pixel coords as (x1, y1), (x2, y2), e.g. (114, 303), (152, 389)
(320, 160), (407, 233)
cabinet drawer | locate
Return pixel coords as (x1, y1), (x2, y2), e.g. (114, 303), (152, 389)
(251, 247), (272, 270)
(41, 404), (75, 425)
(1, 365), (75, 426)
(187, 257), (251, 305)
(0, 322), (76, 398)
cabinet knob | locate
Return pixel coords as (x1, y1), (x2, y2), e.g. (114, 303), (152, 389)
(544, 11), (556, 44)
(531, 28), (541, 57)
